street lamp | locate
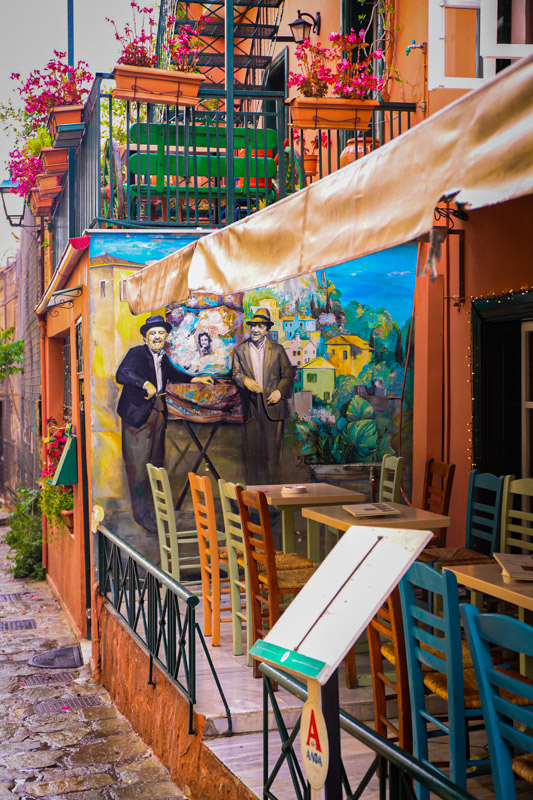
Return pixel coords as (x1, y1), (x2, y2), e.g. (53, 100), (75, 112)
(0, 179), (25, 227)
(288, 10), (321, 43)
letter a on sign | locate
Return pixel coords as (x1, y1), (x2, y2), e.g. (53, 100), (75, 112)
(306, 709), (322, 752)
(300, 700), (329, 790)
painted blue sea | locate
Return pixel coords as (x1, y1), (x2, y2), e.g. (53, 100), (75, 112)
(323, 243), (418, 327)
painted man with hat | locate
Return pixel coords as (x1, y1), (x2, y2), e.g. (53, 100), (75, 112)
(116, 314), (211, 532)
(232, 308), (293, 484)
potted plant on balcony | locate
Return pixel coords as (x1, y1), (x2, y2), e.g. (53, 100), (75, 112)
(109, 3), (206, 106)
(286, 29), (384, 130)
(6, 126), (59, 217)
(10, 50), (92, 143)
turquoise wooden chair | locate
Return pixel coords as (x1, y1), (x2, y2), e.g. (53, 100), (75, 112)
(378, 454), (403, 503)
(419, 470), (506, 569)
(399, 562), (489, 799)
(461, 605), (533, 800)
(146, 463), (200, 585)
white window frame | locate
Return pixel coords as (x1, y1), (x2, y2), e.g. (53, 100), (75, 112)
(480, 0), (533, 59)
(428, 0), (496, 90)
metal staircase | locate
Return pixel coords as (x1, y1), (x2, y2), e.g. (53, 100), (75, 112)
(163, 0), (286, 93)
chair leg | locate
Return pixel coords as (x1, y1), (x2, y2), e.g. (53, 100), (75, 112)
(230, 579), (243, 657)
(344, 646), (357, 689)
(212, 569), (221, 647)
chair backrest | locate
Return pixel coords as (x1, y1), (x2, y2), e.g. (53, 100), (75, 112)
(501, 476), (533, 554)
(465, 470), (506, 555)
(378, 454), (403, 502)
(399, 561), (471, 793)
(218, 478), (246, 559)
(188, 471), (221, 574)
(421, 458), (455, 516)
(367, 586), (412, 753)
(461, 605), (533, 800)
(235, 486), (280, 639)
(147, 463), (180, 580)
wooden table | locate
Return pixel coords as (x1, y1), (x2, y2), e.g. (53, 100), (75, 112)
(302, 502), (451, 537)
(446, 562), (533, 677)
(247, 483), (364, 561)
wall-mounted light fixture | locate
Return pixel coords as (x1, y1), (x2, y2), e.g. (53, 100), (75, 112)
(0, 179), (25, 227)
(275, 9), (321, 43)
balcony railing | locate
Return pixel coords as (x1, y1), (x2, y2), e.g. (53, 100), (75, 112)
(50, 74), (416, 271)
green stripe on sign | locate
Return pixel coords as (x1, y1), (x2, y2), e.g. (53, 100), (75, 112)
(250, 641), (327, 679)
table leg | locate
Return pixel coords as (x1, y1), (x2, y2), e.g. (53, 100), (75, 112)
(281, 510), (295, 555)
(306, 518), (321, 563)
(519, 608), (533, 679)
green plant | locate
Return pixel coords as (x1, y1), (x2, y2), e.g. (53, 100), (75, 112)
(40, 420), (74, 533)
(5, 488), (44, 580)
(40, 481), (74, 533)
(0, 327), (23, 379)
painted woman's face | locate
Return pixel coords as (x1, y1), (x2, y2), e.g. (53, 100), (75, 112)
(144, 327), (168, 353)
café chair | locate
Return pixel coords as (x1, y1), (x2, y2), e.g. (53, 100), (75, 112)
(501, 476), (533, 554)
(378, 454), (403, 503)
(367, 586), (413, 752)
(235, 486), (317, 678)
(219, 478), (314, 666)
(147, 464), (200, 585)
(418, 470), (505, 570)
(461, 605), (533, 800)
(421, 458), (455, 547)
(399, 561), (490, 798)
(189, 472), (230, 646)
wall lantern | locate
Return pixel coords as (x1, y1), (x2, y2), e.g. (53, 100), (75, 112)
(0, 179), (25, 227)
(288, 10), (321, 43)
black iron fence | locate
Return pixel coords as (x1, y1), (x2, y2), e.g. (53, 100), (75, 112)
(49, 74), (416, 272)
(261, 664), (477, 800)
(97, 524), (231, 736)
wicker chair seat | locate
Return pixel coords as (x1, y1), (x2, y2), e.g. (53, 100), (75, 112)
(418, 546), (493, 567)
(423, 665), (533, 709)
(258, 566), (317, 591)
(512, 753), (533, 783)
(382, 637), (474, 670)
(237, 553), (313, 573)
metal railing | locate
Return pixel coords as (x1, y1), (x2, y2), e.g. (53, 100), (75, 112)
(261, 664), (477, 800)
(49, 73), (417, 272)
(97, 524), (232, 736)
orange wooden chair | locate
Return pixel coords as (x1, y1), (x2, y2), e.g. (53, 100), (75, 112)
(421, 458), (455, 547)
(367, 586), (413, 753)
(188, 472), (229, 646)
(235, 487), (316, 678)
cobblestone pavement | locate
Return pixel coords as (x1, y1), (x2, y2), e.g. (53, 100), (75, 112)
(0, 515), (187, 800)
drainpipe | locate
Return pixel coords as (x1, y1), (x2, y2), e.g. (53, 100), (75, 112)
(38, 316), (48, 570)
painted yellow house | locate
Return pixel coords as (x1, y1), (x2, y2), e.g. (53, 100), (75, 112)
(326, 335), (373, 378)
(301, 357), (335, 402)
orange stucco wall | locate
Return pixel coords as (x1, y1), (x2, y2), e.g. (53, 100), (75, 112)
(42, 252), (91, 638)
(414, 195), (533, 544)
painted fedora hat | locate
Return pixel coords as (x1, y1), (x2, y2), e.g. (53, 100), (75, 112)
(245, 308), (274, 328)
(140, 314), (172, 337)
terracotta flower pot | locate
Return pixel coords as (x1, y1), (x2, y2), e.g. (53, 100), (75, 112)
(47, 105), (84, 141)
(36, 173), (62, 197)
(303, 153), (318, 177)
(339, 137), (374, 168)
(286, 97), (379, 131)
(113, 65), (206, 107)
(40, 147), (69, 177)
(29, 190), (54, 217)
(60, 509), (74, 531)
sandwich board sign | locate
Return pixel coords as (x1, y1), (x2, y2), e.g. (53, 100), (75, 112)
(250, 525), (433, 798)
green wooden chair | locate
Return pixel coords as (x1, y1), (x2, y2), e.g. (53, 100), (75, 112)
(146, 463), (201, 586)
(218, 478), (253, 665)
(378, 454), (404, 503)
(501, 476), (533, 554)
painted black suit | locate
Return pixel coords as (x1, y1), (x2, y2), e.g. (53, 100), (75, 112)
(232, 337), (293, 484)
(116, 344), (190, 529)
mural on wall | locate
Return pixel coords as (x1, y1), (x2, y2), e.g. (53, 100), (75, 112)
(89, 232), (417, 544)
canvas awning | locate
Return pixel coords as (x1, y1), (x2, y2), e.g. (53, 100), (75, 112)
(125, 53), (533, 314)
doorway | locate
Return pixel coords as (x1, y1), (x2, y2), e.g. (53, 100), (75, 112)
(472, 293), (533, 478)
